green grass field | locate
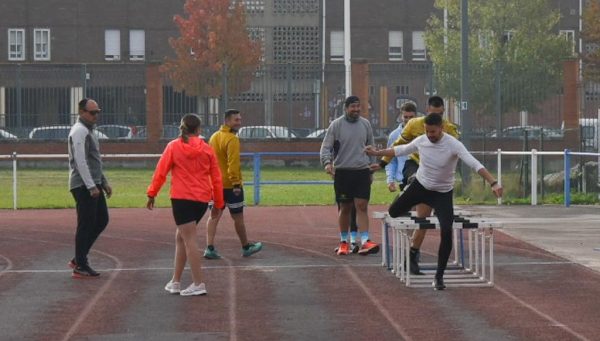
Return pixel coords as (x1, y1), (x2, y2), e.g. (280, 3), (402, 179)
(0, 166), (595, 209)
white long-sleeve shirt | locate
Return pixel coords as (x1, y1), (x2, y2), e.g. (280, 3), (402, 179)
(393, 133), (484, 192)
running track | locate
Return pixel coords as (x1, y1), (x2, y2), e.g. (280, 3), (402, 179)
(1, 206), (599, 340)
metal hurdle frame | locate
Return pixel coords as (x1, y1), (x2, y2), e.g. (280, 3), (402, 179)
(375, 211), (503, 288)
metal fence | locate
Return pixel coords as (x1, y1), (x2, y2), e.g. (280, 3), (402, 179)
(0, 62), (598, 147)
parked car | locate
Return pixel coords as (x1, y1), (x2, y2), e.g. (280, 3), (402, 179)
(0, 128), (18, 140)
(96, 124), (135, 139)
(237, 126), (297, 139)
(305, 128), (327, 139)
(29, 126), (108, 139)
(136, 124), (205, 140)
(486, 126), (562, 139)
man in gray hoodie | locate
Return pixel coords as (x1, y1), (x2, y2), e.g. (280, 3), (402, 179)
(320, 96), (380, 256)
(68, 98), (112, 278)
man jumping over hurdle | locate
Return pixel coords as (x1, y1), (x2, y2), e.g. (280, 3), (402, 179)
(365, 112), (503, 290)
(378, 96), (459, 275)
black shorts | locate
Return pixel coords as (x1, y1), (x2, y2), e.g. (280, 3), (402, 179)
(334, 168), (371, 203)
(401, 159), (419, 190)
(171, 199), (208, 226)
(224, 188), (245, 214)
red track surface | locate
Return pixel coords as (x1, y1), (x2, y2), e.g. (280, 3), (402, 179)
(1, 206), (599, 340)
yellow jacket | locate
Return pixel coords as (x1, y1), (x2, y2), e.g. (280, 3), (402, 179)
(382, 116), (460, 164)
(209, 125), (242, 189)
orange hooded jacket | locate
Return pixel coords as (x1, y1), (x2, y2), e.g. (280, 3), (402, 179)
(147, 136), (225, 209)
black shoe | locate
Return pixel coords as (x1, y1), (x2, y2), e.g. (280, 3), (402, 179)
(72, 264), (100, 278)
(409, 248), (425, 275)
(432, 276), (446, 291)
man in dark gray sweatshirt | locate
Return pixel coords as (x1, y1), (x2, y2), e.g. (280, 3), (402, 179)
(320, 96), (379, 256)
(68, 98), (112, 278)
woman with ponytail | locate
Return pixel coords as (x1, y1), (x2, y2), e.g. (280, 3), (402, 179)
(146, 114), (225, 296)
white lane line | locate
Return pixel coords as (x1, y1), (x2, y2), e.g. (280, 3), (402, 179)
(0, 254), (14, 277)
(495, 284), (591, 341)
(262, 240), (412, 341)
(61, 249), (123, 341)
(3, 263), (383, 274)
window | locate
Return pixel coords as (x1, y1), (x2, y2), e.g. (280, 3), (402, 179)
(33, 29), (50, 61)
(412, 31), (426, 61)
(105, 30), (121, 61)
(8, 29), (25, 61)
(129, 30), (145, 61)
(330, 31), (344, 61)
(388, 31), (403, 61)
(560, 30), (576, 55)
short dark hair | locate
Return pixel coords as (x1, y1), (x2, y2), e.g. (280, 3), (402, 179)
(427, 96), (444, 108)
(400, 102), (417, 113)
(78, 98), (89, 111)
(344, 95), (360, 108)
(224, 109), (240, 120)
(424, 113), (443, 126)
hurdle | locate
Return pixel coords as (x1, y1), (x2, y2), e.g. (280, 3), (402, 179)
(374, 211), (503, 288)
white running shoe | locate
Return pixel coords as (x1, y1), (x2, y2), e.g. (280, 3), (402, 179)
(164, 280), (181, 294)
(180, 282), (207, 296)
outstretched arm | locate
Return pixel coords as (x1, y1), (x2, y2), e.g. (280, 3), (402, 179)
(477, 167), (503, 198)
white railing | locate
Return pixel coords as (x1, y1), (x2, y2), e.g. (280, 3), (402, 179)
(2, 149), (599, 210)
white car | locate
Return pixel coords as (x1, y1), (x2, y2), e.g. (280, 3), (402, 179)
(96, 124), (135, 139)
(237, 126), (297, 139)
(29, 126), (108, 139)
(305, 128), (327, 139)
(0, 128), (17, 139)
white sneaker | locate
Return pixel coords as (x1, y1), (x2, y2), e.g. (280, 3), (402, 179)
(164, 280), (181, 294)
(180, 282), (207, 296)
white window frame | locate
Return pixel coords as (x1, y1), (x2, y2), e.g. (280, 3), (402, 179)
(411, 31), (426, 61)
(33, 28), (51, 61)
(129, 29), (145, 61)
(502, 30), (514, 44)
(330, 31), (344, 61)
(105, 29), (121, 61)
(388, 31), (403, 61)
(559, 30), (576, 55)
(8, 28), (25, 61)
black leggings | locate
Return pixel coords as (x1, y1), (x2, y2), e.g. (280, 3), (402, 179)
(71, 185), (109, 266)
(388, 180), (454, 277)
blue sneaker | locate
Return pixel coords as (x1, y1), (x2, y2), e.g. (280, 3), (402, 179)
(203, 248), (221, 260)
(242, 242), (263, 257)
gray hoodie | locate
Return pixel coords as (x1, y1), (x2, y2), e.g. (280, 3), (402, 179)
(68, 119), (108, 190)
(320, 115), (375, 170)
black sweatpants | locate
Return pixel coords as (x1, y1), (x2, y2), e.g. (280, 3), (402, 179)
(388, 180), (454, 278)
(71, 185), (109, 266)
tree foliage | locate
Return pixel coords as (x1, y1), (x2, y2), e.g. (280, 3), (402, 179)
(425, 0), (571, 116)
(582, 0), (600, 82)
(161, 0), (262, 97)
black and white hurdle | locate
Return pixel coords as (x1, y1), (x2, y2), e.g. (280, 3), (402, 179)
(374, 211), (503, 288)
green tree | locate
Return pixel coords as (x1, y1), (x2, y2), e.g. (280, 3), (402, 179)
(582, 0), (600, 82)
(425, 0), (571, 117)
(161, 0), (262, 97)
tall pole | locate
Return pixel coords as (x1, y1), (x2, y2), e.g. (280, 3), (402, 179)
(460, 0), (471, 187)
(460, 0), (470, 150)
(344, 0), (351, 97)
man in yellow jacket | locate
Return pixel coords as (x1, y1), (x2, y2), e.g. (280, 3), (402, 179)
(204, 109), (262, 259)
(374, 96), (459, 274)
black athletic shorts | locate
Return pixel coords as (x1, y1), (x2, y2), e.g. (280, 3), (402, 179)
(401, 159), (419, 190)
(224, 188), (245, 214)
(334, 168), (371, 202)
(171, 199), (208, 226)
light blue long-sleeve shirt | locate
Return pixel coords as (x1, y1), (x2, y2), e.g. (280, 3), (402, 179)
(385, 123), (407, 184)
